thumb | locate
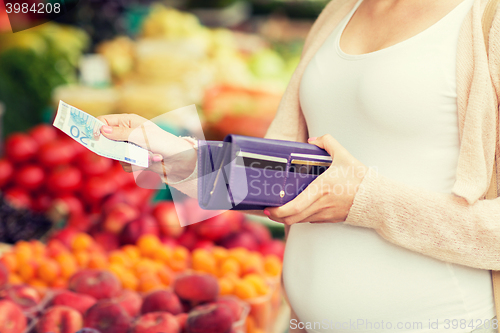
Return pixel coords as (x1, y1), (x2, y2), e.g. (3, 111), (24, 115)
(308, 134), (342, 157)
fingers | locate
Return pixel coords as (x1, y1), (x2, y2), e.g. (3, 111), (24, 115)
(100, 125), (135, 142)
(265, 179), (323, 224)
(308, 134), (344, 158)
(97, 114), (146, 128)
(119, 161), (133, 173)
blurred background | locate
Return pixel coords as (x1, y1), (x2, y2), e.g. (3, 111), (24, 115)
(0, 1), (328, 332)
(0, 0), (329, 139)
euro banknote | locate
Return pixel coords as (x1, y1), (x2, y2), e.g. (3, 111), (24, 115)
(53, 101), (149, 168)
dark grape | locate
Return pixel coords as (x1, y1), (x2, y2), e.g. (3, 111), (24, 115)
(0, 194), (52, 244)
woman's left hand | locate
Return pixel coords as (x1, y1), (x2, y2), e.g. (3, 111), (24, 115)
(265, 135), (369, 225)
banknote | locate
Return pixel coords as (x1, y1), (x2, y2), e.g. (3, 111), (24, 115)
(53, 101), (149, 168)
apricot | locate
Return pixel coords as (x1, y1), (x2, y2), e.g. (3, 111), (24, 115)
(0, 252), (18, 272)
(137, 235), (162, 258)
(55, 253), (78, 279)
(157, 266), (174, 286)
(234, 279), (258, 299)
(192, 249), (217, 275)
(220, 258), (241, 277)
(243, 274), (269, 296)
(38, 258), (61, 283)
(263, 255), (282, 277)
(71, 233), (94, 252)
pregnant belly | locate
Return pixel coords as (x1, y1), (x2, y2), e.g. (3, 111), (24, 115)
(282, 223), (493, 333)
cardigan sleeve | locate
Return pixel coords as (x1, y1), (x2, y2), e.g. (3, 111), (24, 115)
(344, 169), (500, 270)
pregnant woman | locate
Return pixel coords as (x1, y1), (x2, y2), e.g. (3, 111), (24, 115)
(98, 0), (500, 331)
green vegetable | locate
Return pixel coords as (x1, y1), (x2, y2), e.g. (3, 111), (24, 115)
(0, 24), (88, 137)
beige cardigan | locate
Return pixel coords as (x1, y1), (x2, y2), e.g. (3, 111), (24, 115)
(175, 0), (500, 270)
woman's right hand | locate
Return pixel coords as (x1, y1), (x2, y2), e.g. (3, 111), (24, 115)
(97, 113), (197, 182)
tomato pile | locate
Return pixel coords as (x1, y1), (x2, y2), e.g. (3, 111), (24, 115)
(0, 124), (153, 216)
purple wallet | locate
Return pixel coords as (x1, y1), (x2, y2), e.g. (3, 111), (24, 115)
(198, 135), (332, 210)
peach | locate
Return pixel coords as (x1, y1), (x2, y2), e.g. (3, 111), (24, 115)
(76, 329), (101, 333)
(92, 232), (120, 252)
(0, 262), (8, 288)
(175, 313), (188, 332)
(37, 305), (83, 333)
(173, 272), (219, 303)
(130, 312), (180, 333)
(51, 290), (97, 315)
(0, 284), (41, 310)
(103, 203), (139, 234)
(46, 239), (69, 258)
(114, 289), (142, 318)
(242, 222), (271, 245)
(153, 202), (184, 238)
(192, 216), (234, 242)
(84, 300), (131, 333)
(69, 269), (121, 300)
(213, 296), (246, 322)
(141, 290), (183, 315)
(0, 299), (27, 333)
(186, 304), (234, 333)
(120, 216), (159, 246)
(193, 240), (215, 251)
(51, 227), (79, 248)
(176, 230), (198, 251)
(259, 240), (285, 261)
(220, 232), (259, 252)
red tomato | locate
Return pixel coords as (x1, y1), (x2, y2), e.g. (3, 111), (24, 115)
(63, 138), (87, 157)
(4, 188), (31, 209)
(29, 124), (57, 146)
(14, 165), (45, 191)
(76, 150), (112, 177)
(108, 163), (135, 188)
(31, 193), (52, 212)
(5, 133), (38, 163)
(82, 176), (118, 205)
(52, 194), (84, 217)
(67, 214), (93, 232)
(38, 141), (76, 168)
(0, 159), (13, 188)
(47, 166), (82, 194)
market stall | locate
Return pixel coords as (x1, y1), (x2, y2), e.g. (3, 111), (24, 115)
(0, 1), (326, 332)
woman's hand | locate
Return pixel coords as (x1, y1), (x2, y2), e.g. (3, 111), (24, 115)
(265, 134), (369, 225)
(97, 113), (197, 181)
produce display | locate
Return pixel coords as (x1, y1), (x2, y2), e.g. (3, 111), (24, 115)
(0, 122), (286, 333)
(53, 6), (301, 138)
(0, 227), (283, 333)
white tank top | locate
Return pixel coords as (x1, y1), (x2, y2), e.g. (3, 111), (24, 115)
(284, 0), (495, 332)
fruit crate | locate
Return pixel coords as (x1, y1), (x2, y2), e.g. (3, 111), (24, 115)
(244, 276), (285, 333)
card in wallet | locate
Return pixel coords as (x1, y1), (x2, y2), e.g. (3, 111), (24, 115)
(198, 135), (332, 210)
